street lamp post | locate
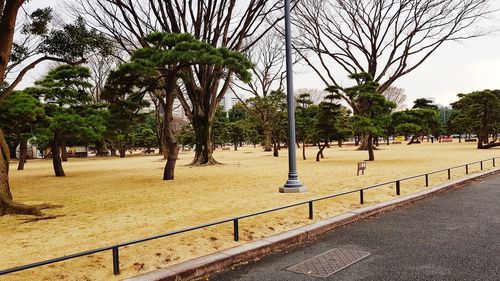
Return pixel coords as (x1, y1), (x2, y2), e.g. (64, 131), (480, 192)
(280, 0), (306, 193)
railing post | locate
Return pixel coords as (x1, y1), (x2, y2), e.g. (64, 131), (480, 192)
(308, 201), (313, 220)
(112, 247), (120, 275)
(360, 190), (364, 204)
(448, 169), (451, 180)
(493, 158), (496, 167)
(425, 174), (429, 187)
(466, 164), (469, 175)
(396, 181), (400, 196)
(233, 219), (239, 242)
(480, 161), (483, 171)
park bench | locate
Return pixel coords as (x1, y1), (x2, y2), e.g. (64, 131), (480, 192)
(441, 139), (453, 143)
(392, 141), (402, 144)
(221, 147), (231, 151)
(465, 139), (477, 142)
(143, 149), (156, 154)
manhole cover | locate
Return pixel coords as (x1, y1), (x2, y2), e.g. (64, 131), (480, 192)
(287, 248), (371, 278)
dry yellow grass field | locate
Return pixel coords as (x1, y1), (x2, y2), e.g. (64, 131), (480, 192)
(1, 142), (499, 280)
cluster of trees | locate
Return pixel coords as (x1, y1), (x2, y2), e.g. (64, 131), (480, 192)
(449, 90), (500, 149)
(0, 0), (493, 216)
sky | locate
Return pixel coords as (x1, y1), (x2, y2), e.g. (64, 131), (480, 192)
(15, 1), (500, 108)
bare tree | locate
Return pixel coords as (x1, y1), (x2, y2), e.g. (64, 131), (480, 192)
(382, 86), (407, 112)
(294, 0), (492, 94)
(74, 0), (284, 165)
(87, 54), (122, 103)
(231, 31), (287, 151)
(294, 0), (491, 150)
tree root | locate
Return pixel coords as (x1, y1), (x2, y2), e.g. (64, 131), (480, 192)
(19, 215), (65, 224)
(189, 156), (222, 166)
(1, 200), (63, 217)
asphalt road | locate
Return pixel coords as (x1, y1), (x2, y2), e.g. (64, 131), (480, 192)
(209, 174), (500, 281)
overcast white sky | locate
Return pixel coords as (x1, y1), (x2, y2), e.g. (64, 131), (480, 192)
(16, 1), (500, 107)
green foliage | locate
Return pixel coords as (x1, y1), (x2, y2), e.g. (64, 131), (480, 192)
(177, 124), (195, 147)
(40, 17), (112, 60)
(412, 98), (438, 110)
(132, 32), (253, 83)
(132, 124), (157, 149)
(0, 90), (46, 145)
(35, 65), (93, 106)
(227, 103), (253, 148)
(451, 90), (500, 146)
(392, 108), (440, 137)
(296, 93), (317, 145)
(212, 106), (230, 146)
(119, 32), (253, 93)
(330, 73), (395, 139)
(315, 94), (352, 143)
(30, 65), (107, 146)
(247, 90), (288, 145)
(21, 8), (53, 35)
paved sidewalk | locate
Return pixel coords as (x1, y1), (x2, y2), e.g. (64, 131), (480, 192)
(210, 174), (500, 281)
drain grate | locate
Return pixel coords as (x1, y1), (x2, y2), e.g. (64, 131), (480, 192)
(287, 248), (371, 278)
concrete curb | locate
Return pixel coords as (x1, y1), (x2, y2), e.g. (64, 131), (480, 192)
(124, 168), (500, 281)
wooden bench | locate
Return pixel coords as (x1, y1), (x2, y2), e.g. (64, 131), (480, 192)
(221, 147), (231, 151)
(392, 141), (402, 144)
(441, 139), (453, 143)
(465, 139), (477, 142)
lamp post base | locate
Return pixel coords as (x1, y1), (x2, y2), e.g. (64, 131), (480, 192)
(279, 182), (307, 193)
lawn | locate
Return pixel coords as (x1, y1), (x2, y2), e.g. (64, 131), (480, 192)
(1, 142), (499, 280)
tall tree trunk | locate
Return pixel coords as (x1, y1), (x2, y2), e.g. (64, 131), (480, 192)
(354, 136), (360, 146)
(316, 141), (328, 162)
(191, 115), (219, 165)
(302, 140), (306, 160)
(0, 129), (45, 216)
(60, 138), (68, 162)
(338, 140), (343, 147)
(8, 139), (18, 159)
(273, 141), (279, 157)
(119, 148), (126, 158)
(458, 134), (462, 143)
(95, 140), (105, 156)
(52, 134), (65, 177)
(110, 147), (117, 157)
(407, 135), (418, 145)
(163, 146), (168, 160)
(367, 135), (375, 161)
(234, 142), (238, 151)
(162, 90), (181, 180)
(17, 138), (27, 170)
(263, 128), (272, 151)
(358, 134), (370, 150)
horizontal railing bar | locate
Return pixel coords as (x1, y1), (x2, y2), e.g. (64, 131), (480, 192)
(116, 219), (234, 248)
(0, 247), (114, 275)
(1, 156), (498, 276)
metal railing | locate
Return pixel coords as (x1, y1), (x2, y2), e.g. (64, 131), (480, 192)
(1, 156), (498, 277)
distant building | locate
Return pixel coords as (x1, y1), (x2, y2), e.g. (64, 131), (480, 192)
(221, 91), (247, 111)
